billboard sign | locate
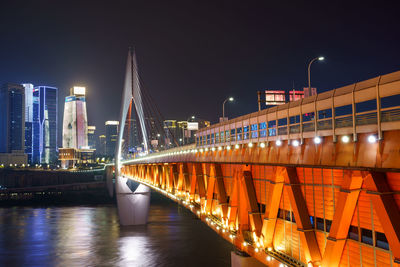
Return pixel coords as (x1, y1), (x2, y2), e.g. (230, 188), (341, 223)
(73, 86), (86, 96)
(187, 122), (199, 130)
(265, 90), (286, 106)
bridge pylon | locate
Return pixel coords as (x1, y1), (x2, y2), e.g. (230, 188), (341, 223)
(115, 48), (151, 226)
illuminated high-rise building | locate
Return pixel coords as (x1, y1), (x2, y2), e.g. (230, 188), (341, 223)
(60, 86), (93, 168)
(22, 83), (34, 163)
(105, 121), (119, 157)
(124, 118), (140, 152)
(31, 86), (58, 164)
(88, 126), (96, 149)
(62, 86), (88, 149)
(163, 120), (177, 148)
(0, 83), (27, 165)
(98, 135), (106, 155)
(0, 83), (25, 153)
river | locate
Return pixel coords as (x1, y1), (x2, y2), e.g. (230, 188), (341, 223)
(0, 193), (234, 267)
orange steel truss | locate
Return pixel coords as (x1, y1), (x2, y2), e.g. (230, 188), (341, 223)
(119, 131), (400, 267)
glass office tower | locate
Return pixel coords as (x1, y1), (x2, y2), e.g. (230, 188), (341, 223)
(0, 83), (25, 153)
(22, 83), (34, 163)
(32, 86), (58, 164)
(88, 126), (96, 149)
(105, 121), (119, 156)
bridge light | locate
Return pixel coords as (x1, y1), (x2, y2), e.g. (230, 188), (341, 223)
(226, 145), (231, 150)
(242, 242), (247, 247)
(199, 148), (203, 152)
(205, 148), (209, 151)
(218, 146), (222, 151)
(276, 140), (282, 146)
(341, 135), (350, 143)
(292, 140), (300, 147)
(268, 247), (273, 252)
(235, 144), (240, 149)
(248, 142), (253, 148)
(211, 147), (216, 151)
(307, 263), (313, 267)
(266, 256), (271, 261)
(314, 136), (322, 144)
(318, 56), (325, 61)
(259, 142), (265, 148)
(368, 135), (377, 143)
(255, 248), (259, 252)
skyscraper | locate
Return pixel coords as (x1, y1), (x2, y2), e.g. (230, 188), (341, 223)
(88, 126), (96, 149)
(163, 120), (177, 148)
(124, 118), (139, 152)
(0, 83), (25, 153)
(60, 86), (93, 168)
(0, 83), (27, 165)
(98, 135), (106, 155)
(62, 86), (88, 149)
(105, 121), (119, 157)
(31, 86), (58, 164)
(22, 83), (34, 163)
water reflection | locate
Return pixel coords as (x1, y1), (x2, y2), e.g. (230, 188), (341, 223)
(0, 195), (233, 267)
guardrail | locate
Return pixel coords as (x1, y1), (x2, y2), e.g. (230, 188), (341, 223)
(196, 70), (400, 146)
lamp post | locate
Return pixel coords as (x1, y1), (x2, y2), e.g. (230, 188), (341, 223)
(307, 56), (324, 143)
(222, 97), (234, 122)
(183, 116), (195, 145)
(307, 56), (324, 95)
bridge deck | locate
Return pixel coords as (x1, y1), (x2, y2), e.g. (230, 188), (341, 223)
(120, 70), (400, 267)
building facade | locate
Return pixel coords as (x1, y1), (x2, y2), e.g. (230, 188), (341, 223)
(0, 83), (25, 153)
(31, 86), (58, 164)
(88, 126), (96, 149)
(98, 135), (106, 155)
(62, 86), (88, 149)
(0, 83), (27, 165)
(22, 83), (34, 163)
(105, 121), (119, 157)
(60, 86), (91, 168)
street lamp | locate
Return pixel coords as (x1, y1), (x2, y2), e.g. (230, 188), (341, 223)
(222, 97), (234, 121)
(307, 56), (324, 94)
(183, 116), (196, 145)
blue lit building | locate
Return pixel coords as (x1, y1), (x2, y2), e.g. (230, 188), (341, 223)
(0, 83), (25, 153)
(32, 86), (58, 164)
(22, 83), (34, 163)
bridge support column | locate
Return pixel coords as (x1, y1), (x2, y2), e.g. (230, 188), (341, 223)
(105, 166), (114, 198)
(231, 251), (266, 267)
(116, 175), (151, 226)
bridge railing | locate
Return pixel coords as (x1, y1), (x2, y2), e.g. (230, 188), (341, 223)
(196, 70), (400, 146)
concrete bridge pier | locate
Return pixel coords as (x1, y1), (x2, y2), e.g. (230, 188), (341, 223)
(105, 166), (114, 198)
(116, 175), (151, 226)
(231, 251), (266, 267)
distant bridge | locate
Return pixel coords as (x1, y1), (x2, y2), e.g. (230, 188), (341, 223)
(115, 51), (400, 267)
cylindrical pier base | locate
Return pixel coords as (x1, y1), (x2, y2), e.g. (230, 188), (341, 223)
(116, 175), (151, 226)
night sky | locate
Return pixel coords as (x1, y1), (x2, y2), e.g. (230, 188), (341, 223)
(1, 1), (400, 136)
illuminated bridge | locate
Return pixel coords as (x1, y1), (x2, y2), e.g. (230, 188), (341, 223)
(114, 50), (400, 267)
